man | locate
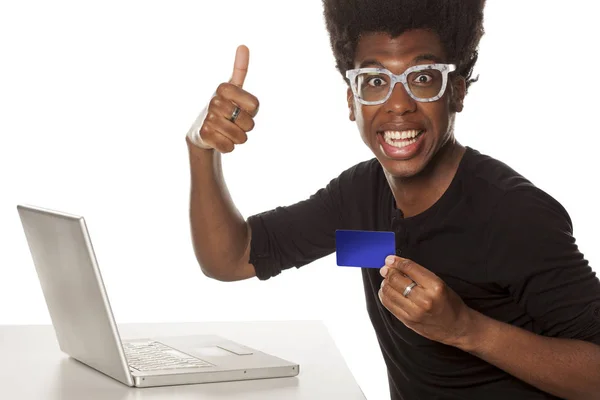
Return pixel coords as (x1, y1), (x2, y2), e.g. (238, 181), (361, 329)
(184, 0), (600, 398)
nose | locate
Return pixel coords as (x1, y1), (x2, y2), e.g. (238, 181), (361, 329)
(384, 82), (417, 115)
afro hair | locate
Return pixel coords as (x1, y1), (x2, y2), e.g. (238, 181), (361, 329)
(323, 0), (486, 92)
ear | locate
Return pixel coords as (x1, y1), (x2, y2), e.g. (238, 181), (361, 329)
(450, 76), (466, 113)
(347, 87), (356, 121)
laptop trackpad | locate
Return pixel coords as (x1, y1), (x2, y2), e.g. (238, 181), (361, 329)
(217, 344), (253, 356)
(193, 346), (237, 357)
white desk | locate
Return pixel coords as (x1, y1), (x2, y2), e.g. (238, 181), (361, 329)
(0, 320), (366, 400)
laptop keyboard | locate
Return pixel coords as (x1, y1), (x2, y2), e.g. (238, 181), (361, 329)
(123, 341), (213, 371)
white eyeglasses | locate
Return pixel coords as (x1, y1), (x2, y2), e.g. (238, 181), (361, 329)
(346, 63), (457, 105)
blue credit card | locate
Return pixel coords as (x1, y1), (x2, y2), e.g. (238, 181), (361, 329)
(335, 230), (396, 268)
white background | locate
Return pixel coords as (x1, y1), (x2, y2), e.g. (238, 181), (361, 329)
(1, 1), (599, 399)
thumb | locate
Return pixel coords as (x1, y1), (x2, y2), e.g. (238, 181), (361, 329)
(229, 45), (249, 87)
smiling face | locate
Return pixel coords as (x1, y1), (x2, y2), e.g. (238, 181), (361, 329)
(348, 29), (466, 179)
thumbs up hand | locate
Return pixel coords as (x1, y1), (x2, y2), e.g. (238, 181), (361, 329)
(187, 45), (260, 153)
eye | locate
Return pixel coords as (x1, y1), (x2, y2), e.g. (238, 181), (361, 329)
(413, 74), (433, 84)
(367, 76), (388, 87)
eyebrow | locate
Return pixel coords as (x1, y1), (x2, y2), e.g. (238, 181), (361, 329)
(358, 53), (443, 69)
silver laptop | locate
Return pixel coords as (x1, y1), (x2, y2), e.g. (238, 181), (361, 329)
(16, 204), (299, 388)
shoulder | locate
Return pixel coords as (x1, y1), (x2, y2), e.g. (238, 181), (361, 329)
(462, 147), (572, 237)
(462, 146), (535, 194)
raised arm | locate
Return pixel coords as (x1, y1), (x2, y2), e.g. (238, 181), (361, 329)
(186, 45), (259, 281)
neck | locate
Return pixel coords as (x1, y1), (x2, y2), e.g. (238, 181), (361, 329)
(385, 139), (465, 218)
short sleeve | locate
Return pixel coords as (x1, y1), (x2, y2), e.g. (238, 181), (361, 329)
(485, 188), (600, 344)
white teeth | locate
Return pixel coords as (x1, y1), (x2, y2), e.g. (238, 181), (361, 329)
(382, 130), (422, 148)
(383, 130), (421, 140)
(384, 137), (418, 148)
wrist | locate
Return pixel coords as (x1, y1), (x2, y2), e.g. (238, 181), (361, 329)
(453, 308), (496, 353)
(187, 127), (213, 149)
(186, 135), (214, 159)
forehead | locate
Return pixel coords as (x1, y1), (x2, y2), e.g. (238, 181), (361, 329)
(354, 29), (447, 70)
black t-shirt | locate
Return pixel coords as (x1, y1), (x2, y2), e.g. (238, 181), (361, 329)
(247, 146), (600, 400)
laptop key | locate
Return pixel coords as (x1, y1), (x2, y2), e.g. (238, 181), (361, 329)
(124, 341), (213, 370)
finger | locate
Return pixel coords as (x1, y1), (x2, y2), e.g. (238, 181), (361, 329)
(215, 83), (260, 118)
(229, 45), (249, 88)
(386, 256), (440, 289)
(211, 97), (255, 132)
(385, 268), (417, 292)
(379, 286), (412, 320)
(384, 269), (426, 307)
(380, 278), (423, 318)
(199, 120), (241, 153)
(214, 122), (248, 146)
(204, 111), (249, 145)
(211, 133), (236, 154)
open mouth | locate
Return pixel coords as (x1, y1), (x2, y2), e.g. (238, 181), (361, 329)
(378, 129), (425, 149)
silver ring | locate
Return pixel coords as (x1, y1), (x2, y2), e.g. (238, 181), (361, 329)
(402, 281), (417, 297)
(229, 106), (241, 122)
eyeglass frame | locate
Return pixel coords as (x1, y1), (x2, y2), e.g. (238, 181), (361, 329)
(345, 63), (457, 105)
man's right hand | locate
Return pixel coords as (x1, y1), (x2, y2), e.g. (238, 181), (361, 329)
(192, 45), (260, 153)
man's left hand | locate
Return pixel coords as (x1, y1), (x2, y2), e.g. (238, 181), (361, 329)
(379, 255), (476, 348)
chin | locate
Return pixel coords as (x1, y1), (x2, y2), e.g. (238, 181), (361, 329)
(370, 135), (432, 179)
(379, 157), (428, 179)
